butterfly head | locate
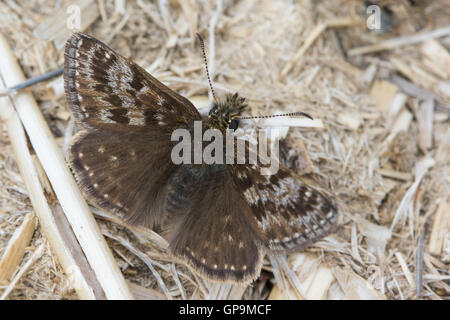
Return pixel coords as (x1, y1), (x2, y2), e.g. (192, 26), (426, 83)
(208, 92), (247, 130)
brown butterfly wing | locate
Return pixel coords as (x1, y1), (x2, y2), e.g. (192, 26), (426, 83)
(64, 32), (201, 226)
(69, 129), (177, 227)
(64, 32), (201, 133)
(230, 164), (338, 253)
(163, 164), (263, 283)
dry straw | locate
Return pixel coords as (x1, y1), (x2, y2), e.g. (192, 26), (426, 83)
(0, 0), (449, 300)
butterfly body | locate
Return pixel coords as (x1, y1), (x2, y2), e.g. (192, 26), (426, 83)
(64, 33), (338, 284)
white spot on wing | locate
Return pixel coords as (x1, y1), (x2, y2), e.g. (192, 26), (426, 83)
(99, 109), (116, 123)
(157, 96), (165, 106)
(127, 109), (145, 125)
(326, 210), (335, 219)
(257, 214), (281, 232)
(138, 86), (149, 95)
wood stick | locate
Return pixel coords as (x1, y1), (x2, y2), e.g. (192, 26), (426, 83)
(417, 99), (434, 152)
(0, 32), (133, 300)
(348, 27), (450, 56)
(0, 94), (103, 299)
(390, 75), (450, 113)
(428, 199), (449, 255)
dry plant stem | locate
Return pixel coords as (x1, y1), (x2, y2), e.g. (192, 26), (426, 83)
(280, 17), (361, 77)
(0, 95), (101, 298)
(0, 33), (133, 300)
(0, 212), (35, 282)
(416, 234), (424, 298)
(417, 99), (434, 152)
(46, 202), (106, 299)
(0, 243), (45, 300)
(228, 284), (247, 300)
(269, 253), (335, 299)
(276, 255), (305, 298)
(217, 283), (232, 300)
(127, 281), (166, 300)
(390, 75), (450, 112)
(428, 199), (449, 255)
(102, 231), (172, 300)
(348, 26), (450, 56)
(394, 252), (415, 288)
(170, 263), (187, 300)
(268, 255), (290, 298)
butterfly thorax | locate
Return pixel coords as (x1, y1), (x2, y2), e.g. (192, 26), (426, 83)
(207, 93), (247, 131)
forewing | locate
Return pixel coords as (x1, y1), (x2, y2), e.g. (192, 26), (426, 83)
(230, 164), (338, 253)
(164, 165), (263, 284)
(69, 129), (176, 227)
(64, 32), (201, 132)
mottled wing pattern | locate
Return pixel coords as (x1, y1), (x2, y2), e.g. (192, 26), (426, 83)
(64, 32), (201, 132)
(230, 164), (338, 253)
(64, 32), (202, 226)
(69, 130), (176, 227)
(64, 31), (338, 284)
(164, 165), (263, 283)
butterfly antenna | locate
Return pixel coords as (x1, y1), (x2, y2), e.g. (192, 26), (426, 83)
(196, 33), (219, 105)
(232, 112), (314, 121)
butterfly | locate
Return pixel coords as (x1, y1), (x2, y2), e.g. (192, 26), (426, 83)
(64, 32), (338, 284)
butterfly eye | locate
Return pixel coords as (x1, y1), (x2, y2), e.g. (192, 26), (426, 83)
(209, 105), (218, 115)
(228, 119), (239, 130)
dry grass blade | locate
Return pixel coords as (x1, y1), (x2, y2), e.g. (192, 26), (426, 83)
(427, 199), (450, 256)
(416, 234), (424, 299)
(102, 231), (172, 300)
(170, 263), (187, 300)
(0, 243), (45, 300)
(348, 27), (450, 56)
(0, 213), (35, 282)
